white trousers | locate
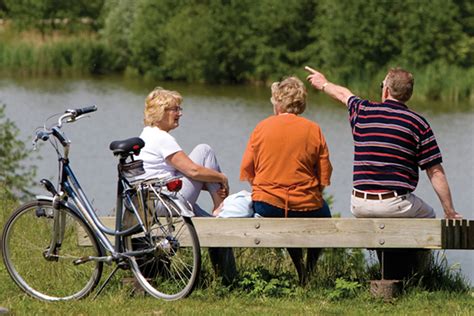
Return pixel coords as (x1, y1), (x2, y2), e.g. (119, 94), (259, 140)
(350, 190), (435, 218)
(179, 144), (222, 217)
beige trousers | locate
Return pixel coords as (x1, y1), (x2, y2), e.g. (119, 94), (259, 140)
(350, 190), (435, 218)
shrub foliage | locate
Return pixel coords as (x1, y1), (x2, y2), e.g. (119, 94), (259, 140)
(0, 0), (472, 102)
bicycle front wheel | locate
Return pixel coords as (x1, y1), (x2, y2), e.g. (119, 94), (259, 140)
(125, 197), (201, 300)
(1, 200), (103, 301)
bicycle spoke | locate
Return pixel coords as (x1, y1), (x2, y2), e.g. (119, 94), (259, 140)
(125, 196), (200, 300)
(2, 201), (103, 301)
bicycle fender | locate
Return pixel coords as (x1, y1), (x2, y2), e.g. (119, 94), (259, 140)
(35, 195), (81, 215)
(167, 195), (195, 218)
(35, 195), (106, 256)
(35, 195), (55, 203)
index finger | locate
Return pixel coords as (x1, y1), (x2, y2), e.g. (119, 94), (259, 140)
(304, 65), (317, 74)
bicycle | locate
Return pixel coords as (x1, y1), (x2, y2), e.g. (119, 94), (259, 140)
(1, 106), (201, 301)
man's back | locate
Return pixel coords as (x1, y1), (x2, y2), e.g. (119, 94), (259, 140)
(347, 96), (442, 193)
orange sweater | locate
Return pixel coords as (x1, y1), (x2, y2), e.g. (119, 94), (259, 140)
(240, 114), (332, 212)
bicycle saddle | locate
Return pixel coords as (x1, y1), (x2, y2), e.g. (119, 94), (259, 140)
(109, 137), (145, 156)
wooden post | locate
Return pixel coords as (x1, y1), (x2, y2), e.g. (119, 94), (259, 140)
(370, 280), (402, 301)
(370, 248), (431, 299)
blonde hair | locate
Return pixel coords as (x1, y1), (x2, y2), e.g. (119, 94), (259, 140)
(143, 87), (182, 126)
(271, 76), (307, 114)
(385, 68), (414, 103)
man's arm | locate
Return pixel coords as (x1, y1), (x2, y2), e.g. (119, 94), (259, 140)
(305, 66), (354, 106)
(425, 163), (462, 219)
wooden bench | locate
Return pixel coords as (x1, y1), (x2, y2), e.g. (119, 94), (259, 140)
(78, 217), (473, 250)
(78, 217), (472, 298)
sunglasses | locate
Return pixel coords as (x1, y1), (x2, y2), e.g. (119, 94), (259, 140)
(380, 81), (384, 90)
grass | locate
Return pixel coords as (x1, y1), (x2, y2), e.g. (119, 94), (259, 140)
(0, 263), (473, 315)
(0, 191), (472, 315)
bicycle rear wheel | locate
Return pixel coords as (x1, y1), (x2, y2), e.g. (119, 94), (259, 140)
(1, 200), (103, 301)
(125, 196), (201, 300)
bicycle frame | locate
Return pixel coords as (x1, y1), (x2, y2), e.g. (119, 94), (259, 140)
(35, 109), (194, 260)
(40, 155), (193, 259)
(3, 106), (202, 301)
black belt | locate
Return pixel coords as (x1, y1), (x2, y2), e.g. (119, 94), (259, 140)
(352, 189), (407, 200)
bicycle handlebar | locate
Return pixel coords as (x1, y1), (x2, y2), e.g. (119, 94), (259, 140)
(66, 105), (98, 118)
(33, 106), (98, 147)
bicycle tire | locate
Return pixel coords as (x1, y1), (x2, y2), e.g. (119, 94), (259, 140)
(1, 200), (103, 301)
(125, 196), (201, 300)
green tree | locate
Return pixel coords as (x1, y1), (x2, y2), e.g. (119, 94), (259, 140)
(202, 0), (257, 83)
(0, 0), (7, 17)
(0, 104), (37, 200)
(394, 0), (467, 67)
(128, 0), (181, 79)
(101, 0), (137, 70)
(304, 0), (399, 83)
(248, 0), (318, 82)
(159, 4), (214, 82)
(4, 0), (105, 37)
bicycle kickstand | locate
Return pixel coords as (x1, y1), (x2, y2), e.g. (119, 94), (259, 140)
(92, 264), (121, 300)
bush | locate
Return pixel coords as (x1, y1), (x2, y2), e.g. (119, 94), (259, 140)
(238, 267), (296, 297)
(0, 104), (37, 201)
(326, 278), (363, 300)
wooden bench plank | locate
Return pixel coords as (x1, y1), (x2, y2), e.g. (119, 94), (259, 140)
(77, 217), (473, 250)
(192, 218), (442, 249)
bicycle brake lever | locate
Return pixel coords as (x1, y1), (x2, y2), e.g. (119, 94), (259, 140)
(32, 130), (50, 150)
(32, 137), (39, 150)
(66, 114), (90, 123)
(75, 114), (91, 121)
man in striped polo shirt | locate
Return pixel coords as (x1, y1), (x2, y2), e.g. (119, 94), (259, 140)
(305, 66), (462, 219)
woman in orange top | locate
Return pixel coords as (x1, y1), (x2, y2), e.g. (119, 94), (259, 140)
(240, 76), (332, 284)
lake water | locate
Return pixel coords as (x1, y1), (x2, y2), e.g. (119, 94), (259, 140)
(1, 76), (473, 283)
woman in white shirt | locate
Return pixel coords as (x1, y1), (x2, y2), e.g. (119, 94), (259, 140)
(137, 87), (229, 215)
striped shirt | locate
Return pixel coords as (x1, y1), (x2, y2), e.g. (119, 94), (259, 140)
(347, 96), (442, 192)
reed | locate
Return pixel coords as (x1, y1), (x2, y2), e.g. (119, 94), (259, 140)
(1, 31), (472, 105)
(414, 62), (474, 105)
(0, 35), (122, 76)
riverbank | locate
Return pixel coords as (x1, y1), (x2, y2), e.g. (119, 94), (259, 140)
(0, 22), (473, 105)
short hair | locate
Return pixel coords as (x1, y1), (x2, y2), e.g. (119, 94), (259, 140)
(385, 68), (414, 102)
(271, 76), (307, 114)
(143, 87), (182, 126)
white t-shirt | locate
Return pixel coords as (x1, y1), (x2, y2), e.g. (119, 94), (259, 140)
(136, 126), (182, 180)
